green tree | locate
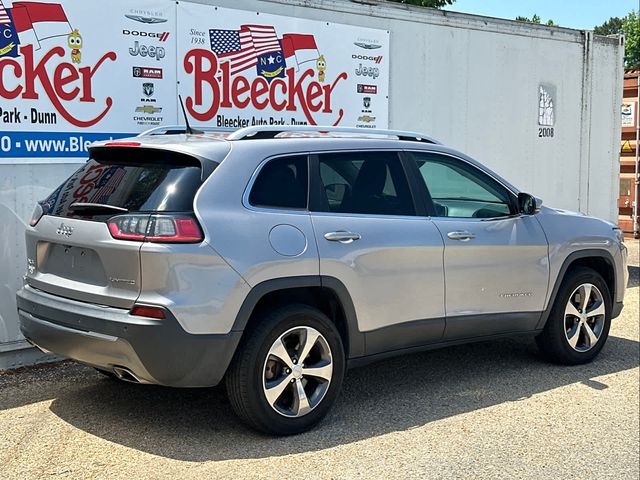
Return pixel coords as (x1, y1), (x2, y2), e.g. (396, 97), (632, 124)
(622, 11), (639, 68)
(386, 0), (455, 7)
(515, 14), (556, 26)
(594, 16), (623, 36)
(594, 11), (639, 68)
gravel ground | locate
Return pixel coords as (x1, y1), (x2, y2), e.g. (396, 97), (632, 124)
(1, 241), (638, 480)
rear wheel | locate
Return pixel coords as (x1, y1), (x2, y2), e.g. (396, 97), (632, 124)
(536, 267), (611, 365)
(226, 304), (345, 435)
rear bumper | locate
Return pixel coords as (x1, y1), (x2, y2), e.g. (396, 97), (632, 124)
(17, 285), (241, 387)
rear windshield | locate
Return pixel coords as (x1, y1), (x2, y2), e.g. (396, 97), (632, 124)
(41, 148), (206, 220)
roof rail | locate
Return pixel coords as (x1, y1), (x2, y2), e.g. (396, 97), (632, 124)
(137, 125), (234, 136)
(137, 125), (442, 145)
(226, 125), (442, 144)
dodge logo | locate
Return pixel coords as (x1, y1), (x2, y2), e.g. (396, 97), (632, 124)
(56, 223), (74, 237)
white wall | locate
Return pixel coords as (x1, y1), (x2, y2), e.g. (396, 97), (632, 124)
(0, 0), (623, 364)
(0, 163), (80, 362)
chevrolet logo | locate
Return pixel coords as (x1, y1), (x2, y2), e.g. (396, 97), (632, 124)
(357, 115), (376, 123)
(135, 106), (163, 114)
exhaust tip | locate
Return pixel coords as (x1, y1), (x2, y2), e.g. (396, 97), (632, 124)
(112, 366), (142, 383)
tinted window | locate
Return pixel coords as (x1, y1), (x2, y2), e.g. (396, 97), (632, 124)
(410, 152), (513, 218)
(249, 156), (308, 209)
(316, 151), (415, 216)
(42, 148), (204, 220)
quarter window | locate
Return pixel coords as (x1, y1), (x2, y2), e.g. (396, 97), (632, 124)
(249, 156), (308, 209)
(316, 151), (415, 216)
(410, 152), (513, 218)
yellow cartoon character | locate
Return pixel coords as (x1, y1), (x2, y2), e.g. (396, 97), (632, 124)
(316, 54), (326, 83)
(67, 29), (83, 64)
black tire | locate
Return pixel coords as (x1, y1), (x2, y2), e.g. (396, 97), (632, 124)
(226, 304), (345, 435)
(536, 267), (612, 365)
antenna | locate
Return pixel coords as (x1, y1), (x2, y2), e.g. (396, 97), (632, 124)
(178, 95), (203, 135)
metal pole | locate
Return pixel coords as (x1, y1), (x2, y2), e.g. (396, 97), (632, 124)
(635, 71), (640, 237)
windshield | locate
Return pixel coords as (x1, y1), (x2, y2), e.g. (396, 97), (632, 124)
(41, 148), (208, 221)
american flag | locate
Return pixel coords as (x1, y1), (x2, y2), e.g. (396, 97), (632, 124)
(210, 24), (281, 76)
(0, 0), (10, 24)
(89, 167), (127, 205)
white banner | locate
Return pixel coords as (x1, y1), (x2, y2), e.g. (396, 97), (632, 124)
(0, 0), (177, 163)
(622, 102), (635, 128)
(1, 0), (391, 164)
(177, 3), (390, 130)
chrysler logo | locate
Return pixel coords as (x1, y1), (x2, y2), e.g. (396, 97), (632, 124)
(56, 223), (74, 237)
(354, 42), (382, 50)
(125, 14), (167, 24)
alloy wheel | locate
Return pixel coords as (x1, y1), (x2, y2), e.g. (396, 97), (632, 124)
(262, 326), (333, 418)
(564, 283), (606, 352)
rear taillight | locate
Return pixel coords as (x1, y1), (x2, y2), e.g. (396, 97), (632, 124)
(130, 305), (166, 319)
(107, 214), (203, 243)
(29, 203), (44, 227)
(105, 141), (141, 147)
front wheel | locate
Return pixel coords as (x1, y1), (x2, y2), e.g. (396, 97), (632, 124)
(226, 304), (345, 435)
(536, 267), (611, 365)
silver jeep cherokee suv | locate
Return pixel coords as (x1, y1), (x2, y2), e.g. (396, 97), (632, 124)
(17, 126), (628, 435)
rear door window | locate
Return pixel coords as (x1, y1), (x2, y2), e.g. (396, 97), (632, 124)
(315, 151), (415, 216)
(41, 148), (206, 220)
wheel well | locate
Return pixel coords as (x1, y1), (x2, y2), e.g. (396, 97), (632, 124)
(566, 256), (615, 302)
(242, 286), (350, 353)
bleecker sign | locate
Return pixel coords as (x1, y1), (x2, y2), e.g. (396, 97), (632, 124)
(0, 1), (387, 162)
(0, 0), (177, 162)
(184, 49), (348, 125)
(0, 45), (116, 127)
(177, 3), (390, 129)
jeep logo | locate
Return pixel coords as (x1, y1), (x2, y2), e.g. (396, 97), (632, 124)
(355, 63), (379, 79)
(56, 223), (74, 237)
(129, 41), (166, 61)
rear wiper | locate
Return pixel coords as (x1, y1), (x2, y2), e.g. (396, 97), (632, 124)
(69, 203), (129, 213)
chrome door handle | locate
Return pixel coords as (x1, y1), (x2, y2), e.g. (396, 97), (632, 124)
(447, 230), (476, 241)
(324, 231), (362, 243)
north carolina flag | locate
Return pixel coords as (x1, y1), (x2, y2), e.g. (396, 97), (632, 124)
(281, 33), (319, 71)
(210, 24), (281, 76)
(10, 2), (72, 50)
(0, 0), (20, 57)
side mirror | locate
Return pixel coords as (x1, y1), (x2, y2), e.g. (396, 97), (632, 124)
(518, 192), (542, 215)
